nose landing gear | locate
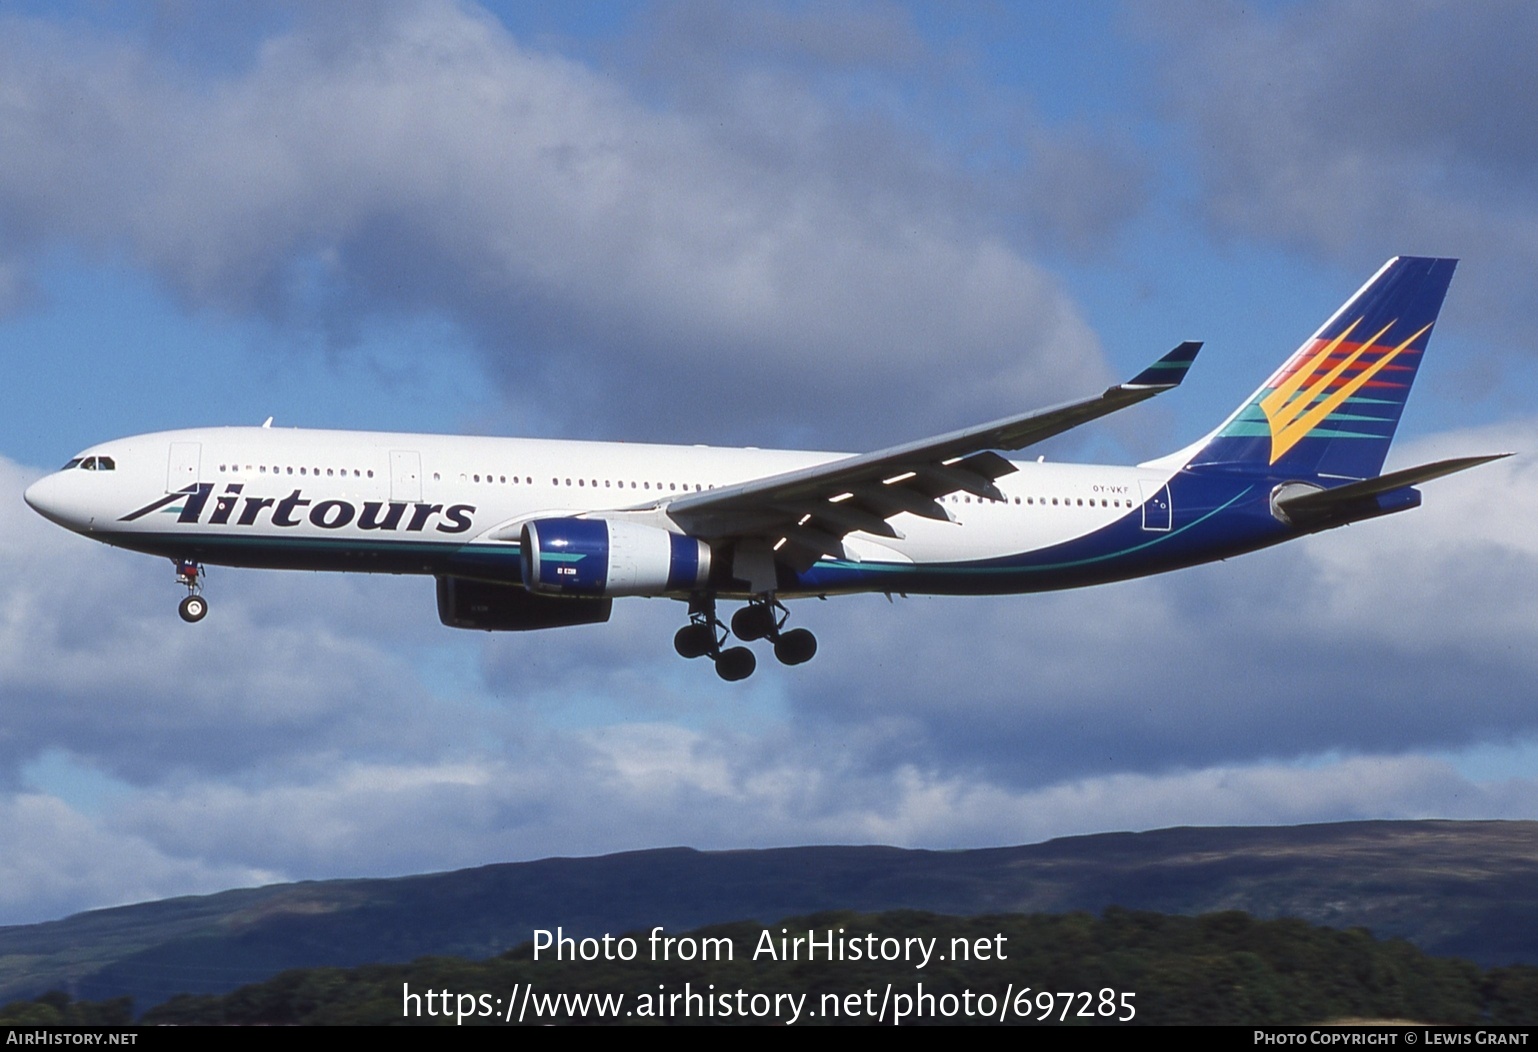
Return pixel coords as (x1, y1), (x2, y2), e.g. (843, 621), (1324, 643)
(175, 560), (207, 623)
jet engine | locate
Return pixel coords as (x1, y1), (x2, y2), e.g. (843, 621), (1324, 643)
(436, 575), (611, 631)
(520, 518), (711, 597)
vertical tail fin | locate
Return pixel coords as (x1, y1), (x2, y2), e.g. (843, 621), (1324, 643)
(1185, 256), (1457, 479)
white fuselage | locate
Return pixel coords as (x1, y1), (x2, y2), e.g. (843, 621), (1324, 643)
(25, 426), (1178, 593)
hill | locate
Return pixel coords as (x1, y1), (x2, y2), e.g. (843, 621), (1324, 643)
(2, 819), (1533, 1011)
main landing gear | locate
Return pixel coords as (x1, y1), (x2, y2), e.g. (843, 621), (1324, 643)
(174, 559), (207, 623)
(674, 595), (817, 681)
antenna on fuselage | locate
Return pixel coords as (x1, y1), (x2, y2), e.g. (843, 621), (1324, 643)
(261, 417), (273, 428)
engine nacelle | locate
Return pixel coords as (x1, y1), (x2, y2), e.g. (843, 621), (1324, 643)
(520, 518), (711, 597)
(436, 575), (611, 631)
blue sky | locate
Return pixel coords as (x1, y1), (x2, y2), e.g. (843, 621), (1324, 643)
(1, 0), (1537, 927)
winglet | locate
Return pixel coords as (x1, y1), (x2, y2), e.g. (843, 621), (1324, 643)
(1124, 341), (1202, 390)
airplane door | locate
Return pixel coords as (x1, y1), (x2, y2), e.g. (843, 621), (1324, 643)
(1139, 480), (1172, 532)
(390, 450), (422, 503)
(167, 442), (201, 493)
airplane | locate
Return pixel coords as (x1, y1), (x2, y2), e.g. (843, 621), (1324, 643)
(23, 256), (1506, 680)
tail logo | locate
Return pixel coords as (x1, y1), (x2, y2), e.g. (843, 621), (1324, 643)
(1259, 317), (1431, 464)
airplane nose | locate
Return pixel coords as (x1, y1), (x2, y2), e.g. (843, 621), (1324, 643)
(23, 473), (75, 529)
(23, 477), (47, 513)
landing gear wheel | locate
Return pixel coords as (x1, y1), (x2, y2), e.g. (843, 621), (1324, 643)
(178, 594), (208, 623)
(674, 623), (714, 659)
(773, 627), (817, 666)
(730, 604), (778, 642)
(679, 594), (727, 663)
(715, 646), (756, 682)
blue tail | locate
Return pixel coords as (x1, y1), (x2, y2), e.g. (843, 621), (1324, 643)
(1186, 257), (1457, 480)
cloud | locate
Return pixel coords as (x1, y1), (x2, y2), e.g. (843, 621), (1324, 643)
(1144, 1), (1538, 352)
(770, 424), (1538, 787)
(0, 792), (277, 923)
(0, 457), (457, 783)
(2, 405), (1533, 923)
(0, 2), (1141, 449)
(9, 735), (1533, 924)
(0, 2), (1531, 930)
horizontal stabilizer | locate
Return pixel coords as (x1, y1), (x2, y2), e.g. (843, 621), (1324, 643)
(1275, 453), (1510, 527)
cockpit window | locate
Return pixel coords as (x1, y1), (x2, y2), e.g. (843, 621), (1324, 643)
(62, 456), (116, 472)
(96, 456), (115, 471)
(62, 458), (83, 470)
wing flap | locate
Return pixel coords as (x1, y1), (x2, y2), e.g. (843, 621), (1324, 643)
(771, 501), (905, 540)
(907, 457), (1012, 502)
(844, 483), (955, 523)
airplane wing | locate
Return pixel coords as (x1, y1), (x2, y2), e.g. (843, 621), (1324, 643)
(664, 342), (1202, 570)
